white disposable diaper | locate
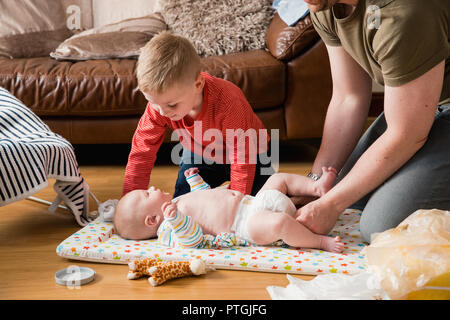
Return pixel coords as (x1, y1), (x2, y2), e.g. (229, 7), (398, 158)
(252, 189), (297, 217)
(231, 189), (297, 242)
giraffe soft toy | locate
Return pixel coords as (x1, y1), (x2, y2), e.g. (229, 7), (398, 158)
(127, 257), (213, 286)
(127, 258), (159, 280)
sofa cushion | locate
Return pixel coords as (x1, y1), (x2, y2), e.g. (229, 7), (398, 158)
(50, 13), (167, 61)
(0, 50), (285, 116)
(0, 57), (145, 116)
(160, 0), (274, 57)
(266, 13), (320, 61)
(202, 50), (286, 110)
(0, 0), (72, 59)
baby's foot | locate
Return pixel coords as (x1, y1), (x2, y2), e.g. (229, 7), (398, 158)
(314, 167), (337, 196)
(319, 236), (344, 253)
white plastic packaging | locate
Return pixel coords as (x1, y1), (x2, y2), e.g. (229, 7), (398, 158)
(267, 272), (390, 300)
(267, 209), (449, 300)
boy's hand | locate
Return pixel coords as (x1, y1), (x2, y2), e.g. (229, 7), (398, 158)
(162, 201), (177, 219)
(184, 167), (199, 178)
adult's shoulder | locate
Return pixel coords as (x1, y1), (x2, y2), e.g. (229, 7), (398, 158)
(310, 9), (341, 46)
(372, 0), (449, 86)
(375, 0), (447, 23)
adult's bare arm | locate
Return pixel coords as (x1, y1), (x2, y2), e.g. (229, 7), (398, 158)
(310, 45), (373, 177)
(297, 60), (446, 234)
(291, 45), (372, 207)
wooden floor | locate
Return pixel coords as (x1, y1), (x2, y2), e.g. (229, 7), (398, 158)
(0, 142), (321, 300)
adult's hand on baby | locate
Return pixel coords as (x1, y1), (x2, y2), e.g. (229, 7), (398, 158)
(162, 201), (177, 218)
(295, 198), (340, 235)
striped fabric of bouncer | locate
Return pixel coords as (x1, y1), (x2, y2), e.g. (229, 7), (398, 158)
(0, 87), (91, 226)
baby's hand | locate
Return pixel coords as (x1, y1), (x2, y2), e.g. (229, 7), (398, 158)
(184, 167), (199, 178)
(162, 201), (177, 219)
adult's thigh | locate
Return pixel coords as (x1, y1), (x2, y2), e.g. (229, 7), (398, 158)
(335, 113), (387, 209)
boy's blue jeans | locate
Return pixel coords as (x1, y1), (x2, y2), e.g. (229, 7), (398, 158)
(336, 105), (450, 243)
(173, 147), (275, 198)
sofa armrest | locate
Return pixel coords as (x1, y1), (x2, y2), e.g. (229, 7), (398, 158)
(265, 13), (320, 61)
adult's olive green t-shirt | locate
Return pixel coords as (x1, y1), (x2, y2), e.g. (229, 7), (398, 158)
(311, 0), (450, 105)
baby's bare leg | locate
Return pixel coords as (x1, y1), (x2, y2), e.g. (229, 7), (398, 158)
(258, 167), (337, 197)
(257, 173), (290, 194)
(246, 210), (344, 253)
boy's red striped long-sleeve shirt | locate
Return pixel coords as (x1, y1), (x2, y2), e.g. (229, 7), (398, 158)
(122, 73), (269, 196)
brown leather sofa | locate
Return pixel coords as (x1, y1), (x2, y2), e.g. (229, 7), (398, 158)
(0, 13), (333, 144)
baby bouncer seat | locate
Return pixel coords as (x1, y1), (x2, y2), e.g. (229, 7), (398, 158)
(0, 86), (97, 226)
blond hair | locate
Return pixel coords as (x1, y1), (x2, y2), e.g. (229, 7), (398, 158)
(137, 31), (201, 94)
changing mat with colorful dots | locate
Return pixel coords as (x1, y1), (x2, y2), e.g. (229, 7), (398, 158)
(56, 208), (368, 275)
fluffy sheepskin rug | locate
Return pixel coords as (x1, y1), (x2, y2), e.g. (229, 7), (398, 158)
(159, 0), (275, 57)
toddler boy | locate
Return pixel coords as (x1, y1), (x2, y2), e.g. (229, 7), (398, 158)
(123, 31), (272, 198)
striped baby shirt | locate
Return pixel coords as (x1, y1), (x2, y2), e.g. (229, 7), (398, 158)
(157, 211), (250, 249)
(157, 210), (205, 248)
(185, 172), (210, 192)
(156, 172), (250, 248)
(157, 172), (211, 248)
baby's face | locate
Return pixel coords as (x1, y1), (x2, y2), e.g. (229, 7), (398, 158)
(116, 186), (172, 240)
(132, 186), (172, 217)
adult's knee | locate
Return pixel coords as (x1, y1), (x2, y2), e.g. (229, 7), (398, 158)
(359, 213), (383, 243)
(359, 204), (413, 243)
(359, 210), (392, 243)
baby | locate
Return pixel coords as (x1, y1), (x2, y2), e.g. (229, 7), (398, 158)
(114, 167), (344, 252)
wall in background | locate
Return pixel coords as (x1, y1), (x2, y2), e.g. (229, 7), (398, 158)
(61, 0), (94, 30)
(92, 0), (159, 27)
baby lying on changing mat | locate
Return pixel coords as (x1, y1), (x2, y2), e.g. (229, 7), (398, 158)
(114, 167), (344, 253)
